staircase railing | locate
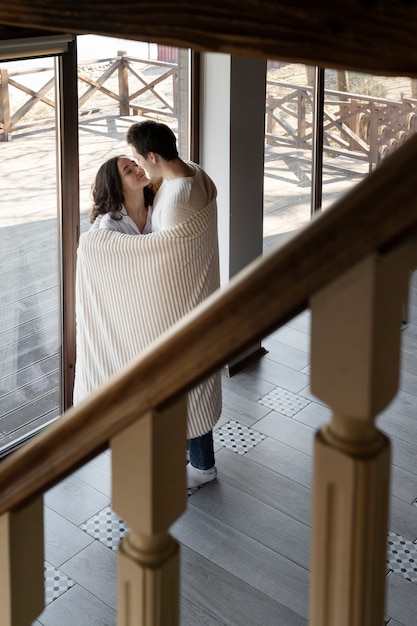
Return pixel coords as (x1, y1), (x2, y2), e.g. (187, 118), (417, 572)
(0, 134), (417, 625)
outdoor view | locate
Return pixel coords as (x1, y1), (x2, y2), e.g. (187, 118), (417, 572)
(1, 35), (416, 456)
(0, 35), (188, 455)
(0, 56), (59, 455)
(263, 62), (417, 248)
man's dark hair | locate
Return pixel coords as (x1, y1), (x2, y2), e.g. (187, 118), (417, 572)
(126, 120), (179, 161)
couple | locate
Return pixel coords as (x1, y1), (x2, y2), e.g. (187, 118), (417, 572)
(73, 121), (221, 491)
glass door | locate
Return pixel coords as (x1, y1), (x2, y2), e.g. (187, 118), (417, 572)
(0, 34), (192, 456)
(264, 61), (314, 251)
(0, 35), (76, 456)
(321, 69), (417, 210)
(74, 35), (192, 234)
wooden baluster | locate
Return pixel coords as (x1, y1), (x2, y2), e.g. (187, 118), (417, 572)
(111, 397), (187, 626)
(0, 496), (44, 625)
(309, 246), (412, 626)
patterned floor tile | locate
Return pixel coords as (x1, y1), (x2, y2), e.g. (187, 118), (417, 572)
(387, 531), (417, 583)
(44, 561), (75, 604)
(213, 419), (265, 454)
(81, 506), (128, 551)
(258, 386), (310, 417)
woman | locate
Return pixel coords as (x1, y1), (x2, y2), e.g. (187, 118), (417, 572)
(90, 155), (155, 234)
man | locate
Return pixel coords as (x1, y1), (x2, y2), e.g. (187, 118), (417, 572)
(127, 120), (211, 230)
(126, 120), (221, 490)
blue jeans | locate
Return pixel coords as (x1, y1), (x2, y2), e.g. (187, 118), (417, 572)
(188, 430), (215, 470)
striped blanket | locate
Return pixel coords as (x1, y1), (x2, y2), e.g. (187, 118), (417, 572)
(73, 199), (222, 439)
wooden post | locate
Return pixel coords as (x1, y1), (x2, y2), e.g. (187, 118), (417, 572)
(118, 50), (130, 116)
(337, 70), (353, 148)
(266, 93), (274, 145)
(349, 101), (360, 145)
(368, 101), (378, 170)
(298, 88), (306, 146)
(0, 497), (44, 626)
(0, 68), (11, 141)
(176, 48), (188, 157)
(111, 397), (187, 626)
(309, 246), (411, 626)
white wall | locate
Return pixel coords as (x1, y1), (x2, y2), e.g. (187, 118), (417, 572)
(200, 52), (268, 371)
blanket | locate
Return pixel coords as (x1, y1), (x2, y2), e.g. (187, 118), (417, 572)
(73, 185), (222, 438)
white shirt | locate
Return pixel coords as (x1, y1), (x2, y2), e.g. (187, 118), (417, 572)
(98, 205), (152, 235)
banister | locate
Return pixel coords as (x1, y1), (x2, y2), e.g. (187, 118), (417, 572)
(0, 133), (417, 515)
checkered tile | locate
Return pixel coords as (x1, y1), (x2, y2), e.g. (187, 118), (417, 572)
(387, 531), (417, 582)
(258, 386), (310, 417)
(81, 506), (128, 551)
(44, 561), (75, 604)
(213, 419), (265, 454)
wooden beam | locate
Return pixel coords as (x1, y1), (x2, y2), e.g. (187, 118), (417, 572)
(1, 1), (417, 77)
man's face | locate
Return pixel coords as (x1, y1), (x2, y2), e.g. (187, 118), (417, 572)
(131, 147), (159, 179)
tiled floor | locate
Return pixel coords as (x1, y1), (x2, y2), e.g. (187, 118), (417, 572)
(30, 276), (417, 624)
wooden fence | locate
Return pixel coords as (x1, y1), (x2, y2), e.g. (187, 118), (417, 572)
(0, 51), (179, 140)
(1, 54), (417, 170)
(266, 80), (417, 170)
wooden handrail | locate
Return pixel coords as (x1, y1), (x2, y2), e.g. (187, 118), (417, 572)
(0, 133), (417, 515)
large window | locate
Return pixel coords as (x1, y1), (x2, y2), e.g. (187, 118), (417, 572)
(263, 62), (314, 251)
(263, 63), (417, 247)
(2, 38), (415, 455)
(76, 35), (191, 233)
(0, 52), (62, 455)
(0, 35), (191, 456)
(321, 69), (417, 209)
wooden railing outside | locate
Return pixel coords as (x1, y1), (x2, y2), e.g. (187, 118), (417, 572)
(0, 133), (417, 625)
(2, 55), (417, 172)
(266, 80), (417, 170)
(0, 51), (179, 139)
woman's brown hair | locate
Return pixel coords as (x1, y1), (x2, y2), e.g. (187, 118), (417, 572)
(90, 156), (154, 224)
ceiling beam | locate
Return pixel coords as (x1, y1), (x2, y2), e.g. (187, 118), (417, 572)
(0, 1), (417, 77)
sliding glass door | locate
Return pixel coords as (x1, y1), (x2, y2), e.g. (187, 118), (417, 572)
(0, 34), (192, 456)
(263, 61), (417, 248)
(75, 36), (192, 234)
(0, 34), (77, 456)
(263, 61), (314, 251)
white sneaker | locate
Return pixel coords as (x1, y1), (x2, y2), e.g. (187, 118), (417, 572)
(186, 464), (217, 489)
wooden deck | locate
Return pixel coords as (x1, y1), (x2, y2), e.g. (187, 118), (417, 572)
(1, 115), (416, 624)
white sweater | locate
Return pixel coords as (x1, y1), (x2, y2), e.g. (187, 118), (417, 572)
(151, 163), (209, 231)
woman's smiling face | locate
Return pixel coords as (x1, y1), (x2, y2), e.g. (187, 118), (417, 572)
(117, 156), (150, 193)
